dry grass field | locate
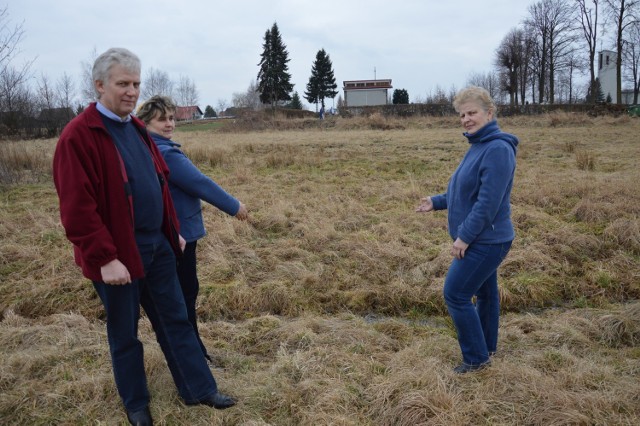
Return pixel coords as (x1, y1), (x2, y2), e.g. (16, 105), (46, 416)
(1, 112), (639, 425)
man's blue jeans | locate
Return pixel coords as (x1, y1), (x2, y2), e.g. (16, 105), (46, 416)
(93, 237), (218, 411)
(443, 241), (512, 366)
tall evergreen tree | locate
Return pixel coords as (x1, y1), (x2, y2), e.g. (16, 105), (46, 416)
(304, 49), (338, 110)
(257, 22), (294, 108)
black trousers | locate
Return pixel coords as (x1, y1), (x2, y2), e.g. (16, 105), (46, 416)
(176, 240), (210, 360)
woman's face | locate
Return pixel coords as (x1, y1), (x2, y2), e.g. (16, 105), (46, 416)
(458, 101), (493, 134)
(146, 109), (176, 139)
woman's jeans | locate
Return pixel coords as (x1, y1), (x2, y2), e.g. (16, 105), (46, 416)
(93, 237), (218, 411)
(443, 241), (512, 366)
(176, 240), (210, 360)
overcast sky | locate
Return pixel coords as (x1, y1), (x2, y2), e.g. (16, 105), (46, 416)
(9, 0), (535, 110)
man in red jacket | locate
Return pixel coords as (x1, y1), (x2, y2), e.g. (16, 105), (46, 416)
(53, 48), (235, 426)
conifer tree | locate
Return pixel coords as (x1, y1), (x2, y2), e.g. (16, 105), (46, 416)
(392, 89), (410, 104)
(304, 49), (338, 110)
(287, 91), (303, 109)
(257, 22), (294, 109)
(204, 105), (217, 118)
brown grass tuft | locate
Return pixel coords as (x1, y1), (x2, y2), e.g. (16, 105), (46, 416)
(576, 150), (597, 170)
(603, 218), (640, 255)
(547, 111), (594, 127)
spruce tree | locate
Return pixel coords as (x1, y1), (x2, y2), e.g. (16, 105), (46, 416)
(304, 49), (338, 110)
(257, 22), (294, 109)
(204, 105), (217, 118)
(287, 91), (303, 109)
(586, 78), (605, 104)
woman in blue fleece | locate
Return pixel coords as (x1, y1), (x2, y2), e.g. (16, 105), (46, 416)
(416, 86), (518, 374)
(137, 96), (248, 364)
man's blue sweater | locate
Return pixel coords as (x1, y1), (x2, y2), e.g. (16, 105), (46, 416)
(102, 117), (164, 245)
(431, 120), (518, 245)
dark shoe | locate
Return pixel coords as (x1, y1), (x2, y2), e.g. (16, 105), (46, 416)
(126, 406), (153, 425)
(187, 392), (236, 410)
(453, 360), (491, 374)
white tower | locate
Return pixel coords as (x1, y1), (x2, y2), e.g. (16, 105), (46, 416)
(598, 50), (617, 102)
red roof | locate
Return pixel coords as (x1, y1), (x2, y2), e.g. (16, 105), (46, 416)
(175, 106), (203, 121)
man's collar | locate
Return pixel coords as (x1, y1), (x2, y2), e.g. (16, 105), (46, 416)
(96, 102), (132, 122)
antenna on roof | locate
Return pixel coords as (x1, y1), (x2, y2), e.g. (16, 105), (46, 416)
(374, 66), (377, 80)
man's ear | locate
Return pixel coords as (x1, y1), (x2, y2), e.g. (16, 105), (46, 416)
(95, 80), (104, 96)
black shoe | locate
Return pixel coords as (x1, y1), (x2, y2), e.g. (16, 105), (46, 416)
(453, 360), (491, 374)
(187, 392), (236, 410)
(126, 406), (153, 426)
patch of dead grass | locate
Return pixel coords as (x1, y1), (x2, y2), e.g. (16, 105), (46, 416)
(1, 117), (639, 424)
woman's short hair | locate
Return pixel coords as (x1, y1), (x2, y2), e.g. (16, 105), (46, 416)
(453, 86), (497, 115)
(92, 48), (141, 99)
(136, 95), (177, 124)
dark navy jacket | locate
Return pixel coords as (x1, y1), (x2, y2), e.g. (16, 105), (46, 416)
(151, 133), (240, 242)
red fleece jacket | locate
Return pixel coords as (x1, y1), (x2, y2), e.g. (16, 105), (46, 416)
(53, 103), (181, 281)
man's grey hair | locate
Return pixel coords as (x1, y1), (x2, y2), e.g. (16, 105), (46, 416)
(92, 48), (141, 99)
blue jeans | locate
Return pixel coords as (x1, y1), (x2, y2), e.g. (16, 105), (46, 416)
(176, 240), (210, 360)
(443, 241), (512, 366)
(93, 237), (218, 411)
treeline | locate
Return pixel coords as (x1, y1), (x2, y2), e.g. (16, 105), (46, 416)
(471, 0), (639, 106)
(342, 102), (630, 118)
(2, 2), (640, 139)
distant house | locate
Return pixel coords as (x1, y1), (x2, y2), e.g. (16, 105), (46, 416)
(175, 106), (203, 121)
(343, 79), (393, 107)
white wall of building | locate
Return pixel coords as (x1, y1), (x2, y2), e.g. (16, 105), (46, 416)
(598, 50), (617, 101)
(345, 89), (388, 107)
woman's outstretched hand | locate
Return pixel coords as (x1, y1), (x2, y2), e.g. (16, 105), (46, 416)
(415, 197), (434, 213)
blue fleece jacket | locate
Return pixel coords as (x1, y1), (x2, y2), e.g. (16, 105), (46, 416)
(151, 133), (240, 242)
(431, 119), (518, 245)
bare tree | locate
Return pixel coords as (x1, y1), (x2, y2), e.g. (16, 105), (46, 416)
(557, 50), (585, 102)
(0, 6), (34, 119)
(216, 98), (228, 116)
(448, 84), (458, 104)
(496, 28), (526, 105)
(424, 85), (450, 104)
(36, 72), (74, 135)
(518, 28), (537, 104)
(527, 0), (578, 104)
(603, 0), (640, 103)
(57, 73), (75, 111)
(0, 66), (33, 133)
(527, 2), (550, 103)
(466, 71), (502, 100)
(576, 0), (600, 102)
(624, 21), (640, 102)
(36, 73), (57, 112)
(232, 80), (261, 109)
(0, 6), (32, 77)
(174, 75), (199, 106)
(79, 47), (99, 105)
(140, 67), (173, 100)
